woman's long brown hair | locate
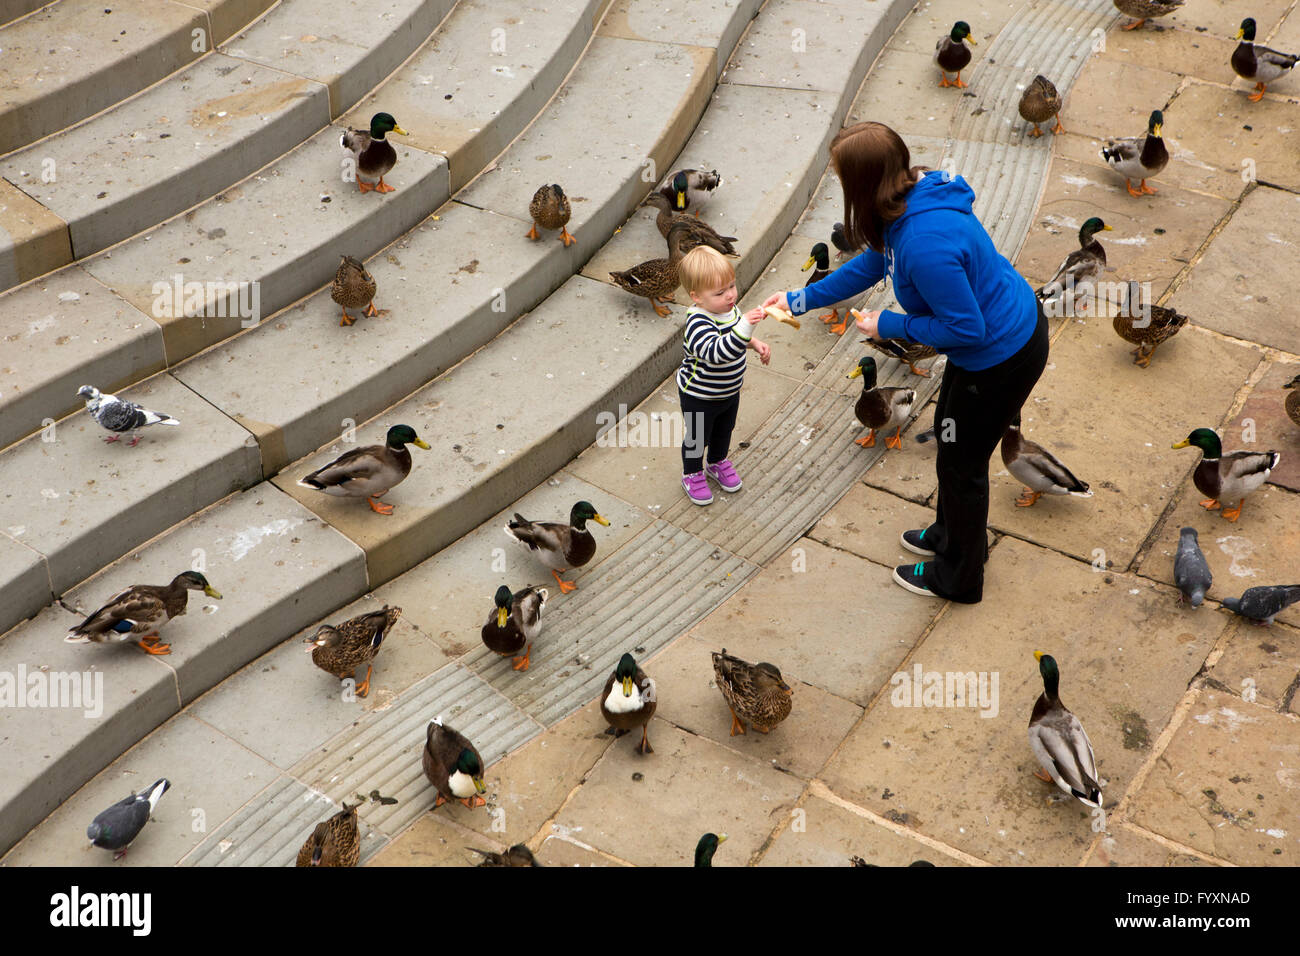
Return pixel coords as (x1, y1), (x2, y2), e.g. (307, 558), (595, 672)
(831, 122), (925, 253)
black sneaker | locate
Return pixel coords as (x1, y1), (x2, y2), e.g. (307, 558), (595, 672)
(900, 529), (935, 557)
(892, 562), (939, 597)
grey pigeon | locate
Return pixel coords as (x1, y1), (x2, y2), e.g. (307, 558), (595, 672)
(1173, 527), (1212, 607)
(78, 385), (179, 446)
(1221, 585), (1300, 625)
(87, 777), (170, 860)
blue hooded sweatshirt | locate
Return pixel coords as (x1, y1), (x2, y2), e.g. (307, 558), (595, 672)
(790, 172), (1038, 371)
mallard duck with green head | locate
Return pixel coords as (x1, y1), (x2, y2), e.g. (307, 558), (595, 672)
(526, 183), (575, 247)
(1101, 110), (1168, 197)
(1232, 18), (1299, 101)
(656, 168), (722, 216)
(935, 21), (976, 88)
(1113, 302), (1187, 367)
(296, 800), (360, 867)
(505, 500), (609, 593)
(305, 605), (400, 698)
(1172, 428), (1279, 521)
(297, 424), (430, 515)
(340, 112), (408, 193)
(695, 833), (727, 866)
(847, 356), (915, 449)
(1001, 415), (1092, 507)
(1113, 0), (1183, 31)
(803, 241), (849, 334)
(65, 571), (222, 656)
(641, 193), (738, 256)
(1284, 373), (1300, 428)
(711, 648), (793, 736)
(423, 717), (487, 809)
(609, 221), (693, 316)
(1037, 216), (1112, 311)
(481, 585), (547, 671)
(601, 652), (656, 755)
(1019, 74), (1064, 137)
(1028, 652), (1103, 809)
(331, 255), (386, 326)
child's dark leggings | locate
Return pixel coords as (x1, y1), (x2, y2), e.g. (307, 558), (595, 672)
(679, 391), (740, 474)
(921, 305), (1050, 603)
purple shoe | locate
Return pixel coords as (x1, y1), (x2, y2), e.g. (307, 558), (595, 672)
(682, 471), (713, 505)
(705, 458), (742, 492)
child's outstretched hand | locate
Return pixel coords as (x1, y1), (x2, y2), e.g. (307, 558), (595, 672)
(745, 306), (766, 324)
(753, 339), (771, 365)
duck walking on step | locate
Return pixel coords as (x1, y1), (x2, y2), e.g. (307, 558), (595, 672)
(66, 571), (222, 656)
(340, 112), (408, 193)
(526, 183), (576, 246)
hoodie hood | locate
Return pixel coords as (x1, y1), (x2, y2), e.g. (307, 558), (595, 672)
(887, 172), (976, 239)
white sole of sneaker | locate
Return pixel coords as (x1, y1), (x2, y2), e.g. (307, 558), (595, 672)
(899, 531), (935, 557)
(892, 567), (938, 597)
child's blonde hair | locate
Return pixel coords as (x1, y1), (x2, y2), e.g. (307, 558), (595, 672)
(677, 245), (735, 295)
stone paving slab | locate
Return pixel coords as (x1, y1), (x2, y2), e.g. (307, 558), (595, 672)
(1166, 82), (1300, 194)
(83, 128), (448, 366)
(0, 374), (261, 605)
(0, 0), (207, 156)
(61, 485), (369, 704)
(1063, 56), (1184, 148)
(0, 533), (50, 636)
(650, 631), (864, 780)
(680, 538), (940, 707)
(885, 0), (1025, 54)
(0, 54), (331, 260)
(1127, 688), (1298, 865)
(1162, 0), (1286, 41)
(221, 0), (456, 118)
(551, 721), (805, 865)
(367, 812), (508, 867)
(0, 177), (73, 292)
(344, 0), (611, 191)
(759, 791), (969, 867)
(984, 318), (1262, 569)
(182, 773), (390, 866)
(1224, 360), (1300, 493)
(534, 834), (627, 865)
(819, 536), (1230, 865)
(1137, 479), (1300, 629)
(1015, 155), (1233, 291)
(0, 268), (165, 452)
(598, 0), (760, 80)
(1087, 824), (1218, 867)
(1099, 23), (1240, 84)
(0, 604), (180, 858)
(189, 612), (452, 770)
(1207, 620), (1300, 711)
(2, 713), (281, 866)
(1170, 186), (1300, 355)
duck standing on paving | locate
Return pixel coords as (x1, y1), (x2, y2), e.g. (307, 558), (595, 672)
(297, 423), (430, 515)
(77, 385), (178, 446)
(331, 254), (386, 326)
(601, 652), (657, 754)
(1113, 302), (1188, 367)
(422, 717), (488, 809)
(1028, 653), (1103, 809)
(340, 111), (408, 193)
(766, 121), (1047, 605)
(1172, 427), (1279, 522)
(505, 500), (609, 593)
(1285, 373), (1300, 427)
(1112, 0), (1183, 31)
(1101, 110), (1168, 197)
(1173, 527), (1212, 607)
(711, 648), (793, 736)
(481, 584), (547, 671)
(1231, 18), (1299, 102)
(1000, 415), (1092, 508)
(66, 571), (222, 656)
(934, 21), (976, 88)
(1036, 216), (1111, 313)
(694, 832), (727, 866)
(526, 183), (576, 246)
(1018, 74), (1065, 137)
(801, 241), (850, 334)
(1221, 585), (1300, 625)
(296, 800), (361, 867)
(305, 605), (401, 698)
(657, 168), (722, 216)
(847, 356), (914, 449)
(87, 778), (170, 860)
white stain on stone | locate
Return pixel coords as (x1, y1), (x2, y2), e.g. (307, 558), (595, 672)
(28, 315), (56, 335)
(1191, 706), (1259, 734)
(1216, 535), (1258, 577)
(222, 517), (304, 561)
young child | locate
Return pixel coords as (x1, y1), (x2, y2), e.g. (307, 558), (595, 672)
(675, 246), (771, 505)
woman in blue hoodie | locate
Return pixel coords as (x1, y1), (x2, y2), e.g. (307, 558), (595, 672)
(765, 122), (1047, 603)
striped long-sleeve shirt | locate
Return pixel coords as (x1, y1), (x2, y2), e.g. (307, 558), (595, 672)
(676, 306), (755, 399)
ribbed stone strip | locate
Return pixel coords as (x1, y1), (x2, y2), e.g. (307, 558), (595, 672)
(463, 521), (762, 725)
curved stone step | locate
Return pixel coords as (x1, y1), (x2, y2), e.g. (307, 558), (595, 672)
(0, 0), (276, 157)
(0, 0), (49, 28)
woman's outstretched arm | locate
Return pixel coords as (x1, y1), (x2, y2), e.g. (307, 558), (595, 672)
(769, 248), (888, 315)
